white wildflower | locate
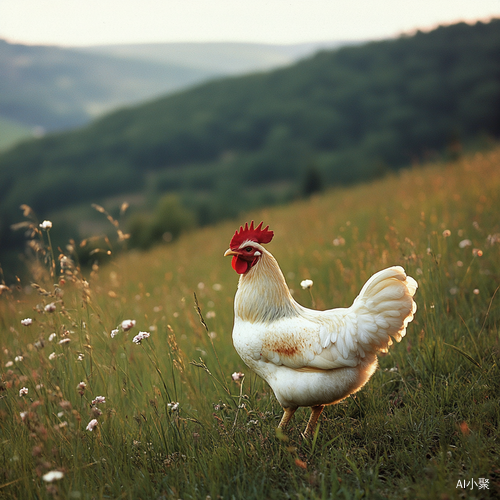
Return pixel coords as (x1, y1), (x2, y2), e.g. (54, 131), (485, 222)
(92, 396), (106, 405)
(167, 401), (179, 411)
(77, 353), (84, 361)
(48, 352), (57, 360)
(76, 381), (86, 391)
(110, 329), (119, 338)
(39, 220), (53, 230)
(20, 411), (28, 421)
(5, 361), (13, 367)
(60, 256), (73, 269)
(42, 470), (64, 482)
(132, 331), (150, 344)
(231, 371), (244, 381)
(459, 239), (472, 248)
(300, 279), (313, 289)
(19, 387), (28, 397)
(48, 333), (57, 342)
(58, 338), (70, 345)
(442, 229), (451, 237)
(44, 302), (56, 313)
(121, 319), (136, 331)
(86, 419), (98, 431)
(14, 356), (23, 362)
(21, 318), (33, 326)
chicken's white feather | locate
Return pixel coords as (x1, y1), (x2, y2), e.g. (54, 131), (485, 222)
(228, 235), (417, 421)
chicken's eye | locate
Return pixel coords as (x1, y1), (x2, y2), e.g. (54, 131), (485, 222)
(245, 247), (253, 252)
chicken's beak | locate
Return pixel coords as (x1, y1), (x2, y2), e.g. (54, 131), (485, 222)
(224, 248), (239, 257)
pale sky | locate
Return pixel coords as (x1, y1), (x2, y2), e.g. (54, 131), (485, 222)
(0, 0), (499, 47)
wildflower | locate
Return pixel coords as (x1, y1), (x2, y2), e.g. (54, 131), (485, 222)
(332, 237), (346, 246)
(473, 289), (480, 295)
(44, 302), (56, 313)
(459, 239), (472, 248)
(48, 352), (57, 360)
(472, 248), (483, 257)
(77, 353), (84, 361)
(14, 356), (23, 362)
(121, 319), (136, 331)
(92, 396), (106, 405)
(5, 361), (13, 367)
(48, 333), (56, 342)
(20, 411), (28, 421)
(167, 402), (179, 411)
(110, 329), (119, 338)
(86, 419), (98, 431)
(486, 233), (500, 246)
(442, 229), (451, 237)
(60, 256), (73, 269)
(19, 387), (29, 397)
(39, 220), (53, 230)
(132, 331), (150, 344)
(58, 338), (70, 345)
(92, 407), (103, 418)
(231, 371), (245, 381)
(21, 318), (33, 326)
(77, 382), (86, 396)
(42, 470), (64, 482)
(301, 279), (313, 289)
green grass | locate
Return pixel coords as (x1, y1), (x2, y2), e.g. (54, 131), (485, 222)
(1, 148), (500, 499)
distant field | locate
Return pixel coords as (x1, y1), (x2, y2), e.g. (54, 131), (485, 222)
(0, 147), (499, 498)
(0, 116), (32, 151)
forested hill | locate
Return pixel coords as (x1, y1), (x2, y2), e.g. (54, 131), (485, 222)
(0, 19), (499, 267)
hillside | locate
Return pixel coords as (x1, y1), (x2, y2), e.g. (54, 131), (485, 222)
(0, 38), (218, 131)
(80, 41), (350, 75)
(0, 116), (33, 151)
(0, 19), (499, 276)
(1, 147), (499, 498)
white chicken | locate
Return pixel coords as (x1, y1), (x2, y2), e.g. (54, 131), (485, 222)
(225, 221), (417, 436)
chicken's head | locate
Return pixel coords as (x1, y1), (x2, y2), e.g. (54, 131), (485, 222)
(224, 221), (274, 274)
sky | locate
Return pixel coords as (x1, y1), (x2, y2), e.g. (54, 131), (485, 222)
(0, 0), (499, 47)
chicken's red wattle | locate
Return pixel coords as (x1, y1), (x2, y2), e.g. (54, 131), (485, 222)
(232, 255), (249, 274)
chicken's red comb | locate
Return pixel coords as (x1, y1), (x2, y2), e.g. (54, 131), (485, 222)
(230, 221), (274, 249)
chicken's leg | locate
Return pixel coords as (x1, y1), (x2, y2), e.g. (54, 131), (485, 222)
(303, 405), (324, 437)
(278, 407), (297, 429)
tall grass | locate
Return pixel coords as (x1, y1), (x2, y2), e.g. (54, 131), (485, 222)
(1, 148), (499, 499)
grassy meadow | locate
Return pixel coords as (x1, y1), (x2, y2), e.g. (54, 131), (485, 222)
(1, 147), (500, 499)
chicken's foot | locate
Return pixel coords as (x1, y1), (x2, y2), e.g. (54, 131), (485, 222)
(303, 405), (324, 437)
(278, 407), (297, 429)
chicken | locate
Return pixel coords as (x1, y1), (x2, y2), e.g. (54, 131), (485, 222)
(224, 221), (417, 436)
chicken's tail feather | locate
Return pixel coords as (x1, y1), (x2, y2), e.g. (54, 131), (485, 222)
(349, 266), (417, 356)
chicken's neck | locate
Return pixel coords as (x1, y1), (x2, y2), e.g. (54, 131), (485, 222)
(234, 249), (300, 324)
